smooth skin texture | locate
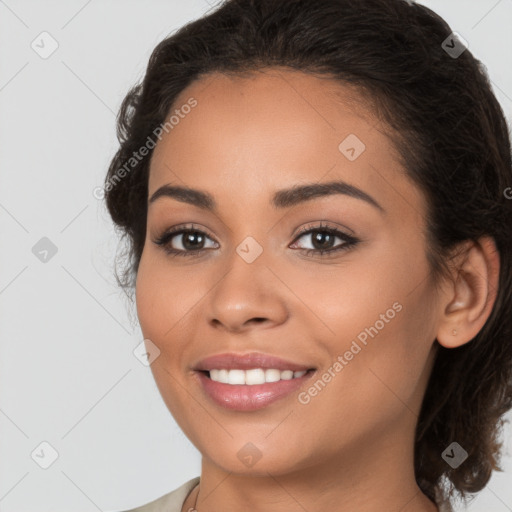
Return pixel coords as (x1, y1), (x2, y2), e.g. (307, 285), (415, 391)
(135, 68), (500, 512)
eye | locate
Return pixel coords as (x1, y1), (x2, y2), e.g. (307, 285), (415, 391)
(153, 223), (218, 257)
(289, 221), (359, 258)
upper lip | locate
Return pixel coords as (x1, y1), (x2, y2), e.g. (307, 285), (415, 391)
(194, 352), (315, 372)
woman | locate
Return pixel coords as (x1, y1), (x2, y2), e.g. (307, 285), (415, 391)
(104, 0), (512, 510)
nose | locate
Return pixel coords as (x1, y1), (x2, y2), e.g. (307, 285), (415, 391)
(206, 249), (289, 333)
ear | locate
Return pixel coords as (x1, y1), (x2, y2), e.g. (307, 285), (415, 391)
(436, 236), (500, 349)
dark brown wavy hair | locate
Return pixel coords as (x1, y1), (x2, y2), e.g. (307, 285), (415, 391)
(103, 0), (512, 508)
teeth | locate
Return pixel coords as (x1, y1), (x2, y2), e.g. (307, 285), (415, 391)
(227, 369), (245, 385)
(208, 368), (308, 385)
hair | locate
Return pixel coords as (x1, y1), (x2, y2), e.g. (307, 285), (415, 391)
(104, 0), (512, 508)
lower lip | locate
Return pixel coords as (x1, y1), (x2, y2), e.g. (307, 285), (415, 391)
(195, 370), (315, 411)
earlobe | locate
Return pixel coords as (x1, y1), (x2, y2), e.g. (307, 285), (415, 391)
(436, 236), (500, 349)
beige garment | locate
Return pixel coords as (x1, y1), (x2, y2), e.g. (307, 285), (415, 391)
(121, 477), (200, 512)
(121, 476), (454, 511)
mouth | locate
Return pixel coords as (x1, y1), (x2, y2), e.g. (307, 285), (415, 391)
(192, 352), (317, 411)
(195, 368), (316, 411)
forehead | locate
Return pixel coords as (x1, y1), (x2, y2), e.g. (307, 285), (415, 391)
(148, 68), (419, 214)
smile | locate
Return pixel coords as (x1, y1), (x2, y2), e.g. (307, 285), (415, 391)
(195, 368), (316, 411)
(208, 368), (308, 385)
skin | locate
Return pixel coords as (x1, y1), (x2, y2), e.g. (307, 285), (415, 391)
(135, 67), (500, 512)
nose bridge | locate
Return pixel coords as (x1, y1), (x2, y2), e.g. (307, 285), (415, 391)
(206, 235), (288, 330)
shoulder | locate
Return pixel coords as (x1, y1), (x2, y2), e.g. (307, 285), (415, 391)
(119, 476), (200, 512)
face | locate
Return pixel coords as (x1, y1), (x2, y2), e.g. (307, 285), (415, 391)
(136, 68), (440, 478)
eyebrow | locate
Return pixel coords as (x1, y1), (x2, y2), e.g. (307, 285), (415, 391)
(148, 180), (384, 213)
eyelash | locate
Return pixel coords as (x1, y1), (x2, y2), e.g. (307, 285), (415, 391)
(153, 221), (359, 259)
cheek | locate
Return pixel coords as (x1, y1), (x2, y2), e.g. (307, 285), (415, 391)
(342, 289), (436, 417)
(135, 255), (196, 418)
(135, 251), (205, 367)
(302, 251), (436, 403)
(135, 251), (180, 343)
(135, 254), (158, 338)
(298, 306), (435, 444)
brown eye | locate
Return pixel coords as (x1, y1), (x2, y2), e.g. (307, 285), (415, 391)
(290, 223), (359, 258)
(153, 224), (218, 257)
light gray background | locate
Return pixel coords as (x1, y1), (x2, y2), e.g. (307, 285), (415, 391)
(0, 1), (511, 511)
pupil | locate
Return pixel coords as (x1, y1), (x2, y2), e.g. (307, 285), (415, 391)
(184, 232), (203, 250)
(313, 232), (333, 250)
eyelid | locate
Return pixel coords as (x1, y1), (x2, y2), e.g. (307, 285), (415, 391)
(291, 219), (355, 239)
(153, 223), (218, 247)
